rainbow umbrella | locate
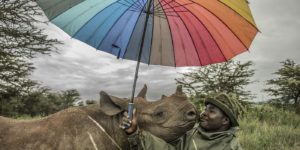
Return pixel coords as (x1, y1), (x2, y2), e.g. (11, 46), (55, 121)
(37, 0), (258, 118)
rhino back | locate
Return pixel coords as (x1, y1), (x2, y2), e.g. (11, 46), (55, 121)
(0, 105), (128, 150)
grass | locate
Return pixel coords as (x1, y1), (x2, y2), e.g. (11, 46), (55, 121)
(238, 104), (300, 150)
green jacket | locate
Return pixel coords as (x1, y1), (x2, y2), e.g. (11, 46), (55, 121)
(128, 125), (242, 150)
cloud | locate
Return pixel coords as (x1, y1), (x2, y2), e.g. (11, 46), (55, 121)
(31, 0), (300, 102)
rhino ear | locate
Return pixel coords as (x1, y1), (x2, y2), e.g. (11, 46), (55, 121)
(175, 85), (183, 95)
(137, 84), (147, 98)
(99, 91), (128, 116)
(174, 85), (187, 97)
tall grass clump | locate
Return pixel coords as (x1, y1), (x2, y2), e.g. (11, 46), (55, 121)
(238, 104), (300, 150)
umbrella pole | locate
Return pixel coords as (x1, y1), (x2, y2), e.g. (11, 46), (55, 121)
(127, 0), (153, 120)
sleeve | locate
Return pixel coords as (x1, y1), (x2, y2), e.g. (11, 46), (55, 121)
(127, 128), (177, 150)
(229, 137), (243, 150)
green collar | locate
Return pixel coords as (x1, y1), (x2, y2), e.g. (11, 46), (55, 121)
(197, 126), (239, 140)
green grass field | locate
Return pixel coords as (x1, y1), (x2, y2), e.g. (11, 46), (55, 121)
(238, 105), (300, 150)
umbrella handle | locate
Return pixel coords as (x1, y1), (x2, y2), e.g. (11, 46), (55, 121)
(127, 103), (134, 120)
(120, 103), (134, 129)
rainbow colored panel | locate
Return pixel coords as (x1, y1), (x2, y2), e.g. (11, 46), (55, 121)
(37, 0), (258, 67)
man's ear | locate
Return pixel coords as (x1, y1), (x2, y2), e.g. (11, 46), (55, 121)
(99, 91), (128, 116)
(222, 117), (230, 126)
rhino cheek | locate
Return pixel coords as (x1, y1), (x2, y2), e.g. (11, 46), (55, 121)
(153, 127), (183, 142)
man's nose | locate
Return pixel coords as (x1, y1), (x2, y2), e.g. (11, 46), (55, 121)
(200, 111), (207, 118)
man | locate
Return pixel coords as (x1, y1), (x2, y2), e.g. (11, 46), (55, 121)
(121, 93), (243, 150)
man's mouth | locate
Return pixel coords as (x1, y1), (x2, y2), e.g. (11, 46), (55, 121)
(200, 118), (208, 122)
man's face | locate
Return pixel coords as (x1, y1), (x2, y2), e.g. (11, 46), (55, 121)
(199, 104), (229, 132)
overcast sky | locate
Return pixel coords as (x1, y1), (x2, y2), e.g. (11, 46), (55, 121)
(31, 0), (300, 102)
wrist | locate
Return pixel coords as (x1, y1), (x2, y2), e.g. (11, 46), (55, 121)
(125, 126), (138, 135)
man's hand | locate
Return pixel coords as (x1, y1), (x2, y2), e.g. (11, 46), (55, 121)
(120, 109), (138, 134)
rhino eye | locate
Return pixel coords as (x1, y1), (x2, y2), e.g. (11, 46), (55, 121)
(154, 111), (165, 117)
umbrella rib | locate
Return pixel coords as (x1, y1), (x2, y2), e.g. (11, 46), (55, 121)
(147, 6), (155, 65)
(163, 0), (202, 66)
(173, 1), (228, 62)
(95, 3), (144, 50)
(128, 9), (144, 12)
(153, 0), (163, 10)
(121, 0), (144, 10)
(84, 6), (129, 43)
(43, 0), (83, 12)
(116, 1), (143, 11)
(190, 0), (250, 51)
(154, 0), (173, 10)
(154, 3), (193, 12)
(73, 1), (121, 38)
(154, 15), (167, 19)
(155, 0), (177, 67)
(155, 13), (180, 17)
(122, 6), (148, 59)
(218, 0), (259, 32)
(157, 10), (188, 13)
(125, 0), (144, 10)
(60, 1), (111, 30)
(45, 0), (86, 21)
(135, 0), (146, 10)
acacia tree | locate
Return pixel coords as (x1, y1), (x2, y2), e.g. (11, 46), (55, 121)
(0, 0), (61, 116)
(264, 59), (300, 108)
(176, 61), (255, 101)
(61, 89), (81, 109)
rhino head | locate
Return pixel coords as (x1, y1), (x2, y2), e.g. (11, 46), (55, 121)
(99, 85), (198, 142)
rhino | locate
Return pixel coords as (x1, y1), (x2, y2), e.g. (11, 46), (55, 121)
(0, 85), (197, 150)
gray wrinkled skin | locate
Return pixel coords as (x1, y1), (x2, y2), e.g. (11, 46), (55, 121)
(0, 85), (197, 150)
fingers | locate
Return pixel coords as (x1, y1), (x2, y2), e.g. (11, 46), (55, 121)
(124, 109), (136, 119)
(120, 109), (137, 133)
(123, 111), (128, 117)
(119, 124), (129, 130)
(120, 111), (132, 130)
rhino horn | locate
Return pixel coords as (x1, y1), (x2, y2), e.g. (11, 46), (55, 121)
(99, 91), (128, 116)
(137, 84), (147, 98)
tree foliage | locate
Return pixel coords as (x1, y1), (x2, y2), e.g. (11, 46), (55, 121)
(0, 0), (60, 94)
(176, 61), (255, 102)
(1, 88), (82, 117)
(264, 59), (300, 108)
(0, 0), (63, 117)
(86, 100), (97, 105)
(0, 0), (59, 58)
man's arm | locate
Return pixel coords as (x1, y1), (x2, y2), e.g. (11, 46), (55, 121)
(227, 137), (243, 150)
(121, 110), (177, 150)
(128, 128), (176, 150)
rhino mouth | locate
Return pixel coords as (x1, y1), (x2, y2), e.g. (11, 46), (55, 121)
(177, 120), (196, 128)
(162, 120), (196, 129)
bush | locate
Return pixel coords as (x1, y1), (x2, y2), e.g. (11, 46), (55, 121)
(238, 104), (300, 150)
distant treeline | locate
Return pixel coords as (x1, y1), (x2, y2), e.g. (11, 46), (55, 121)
(0, 88), (81, 117)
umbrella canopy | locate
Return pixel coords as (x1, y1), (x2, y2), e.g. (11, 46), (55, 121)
(37, 0), (258, 67)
